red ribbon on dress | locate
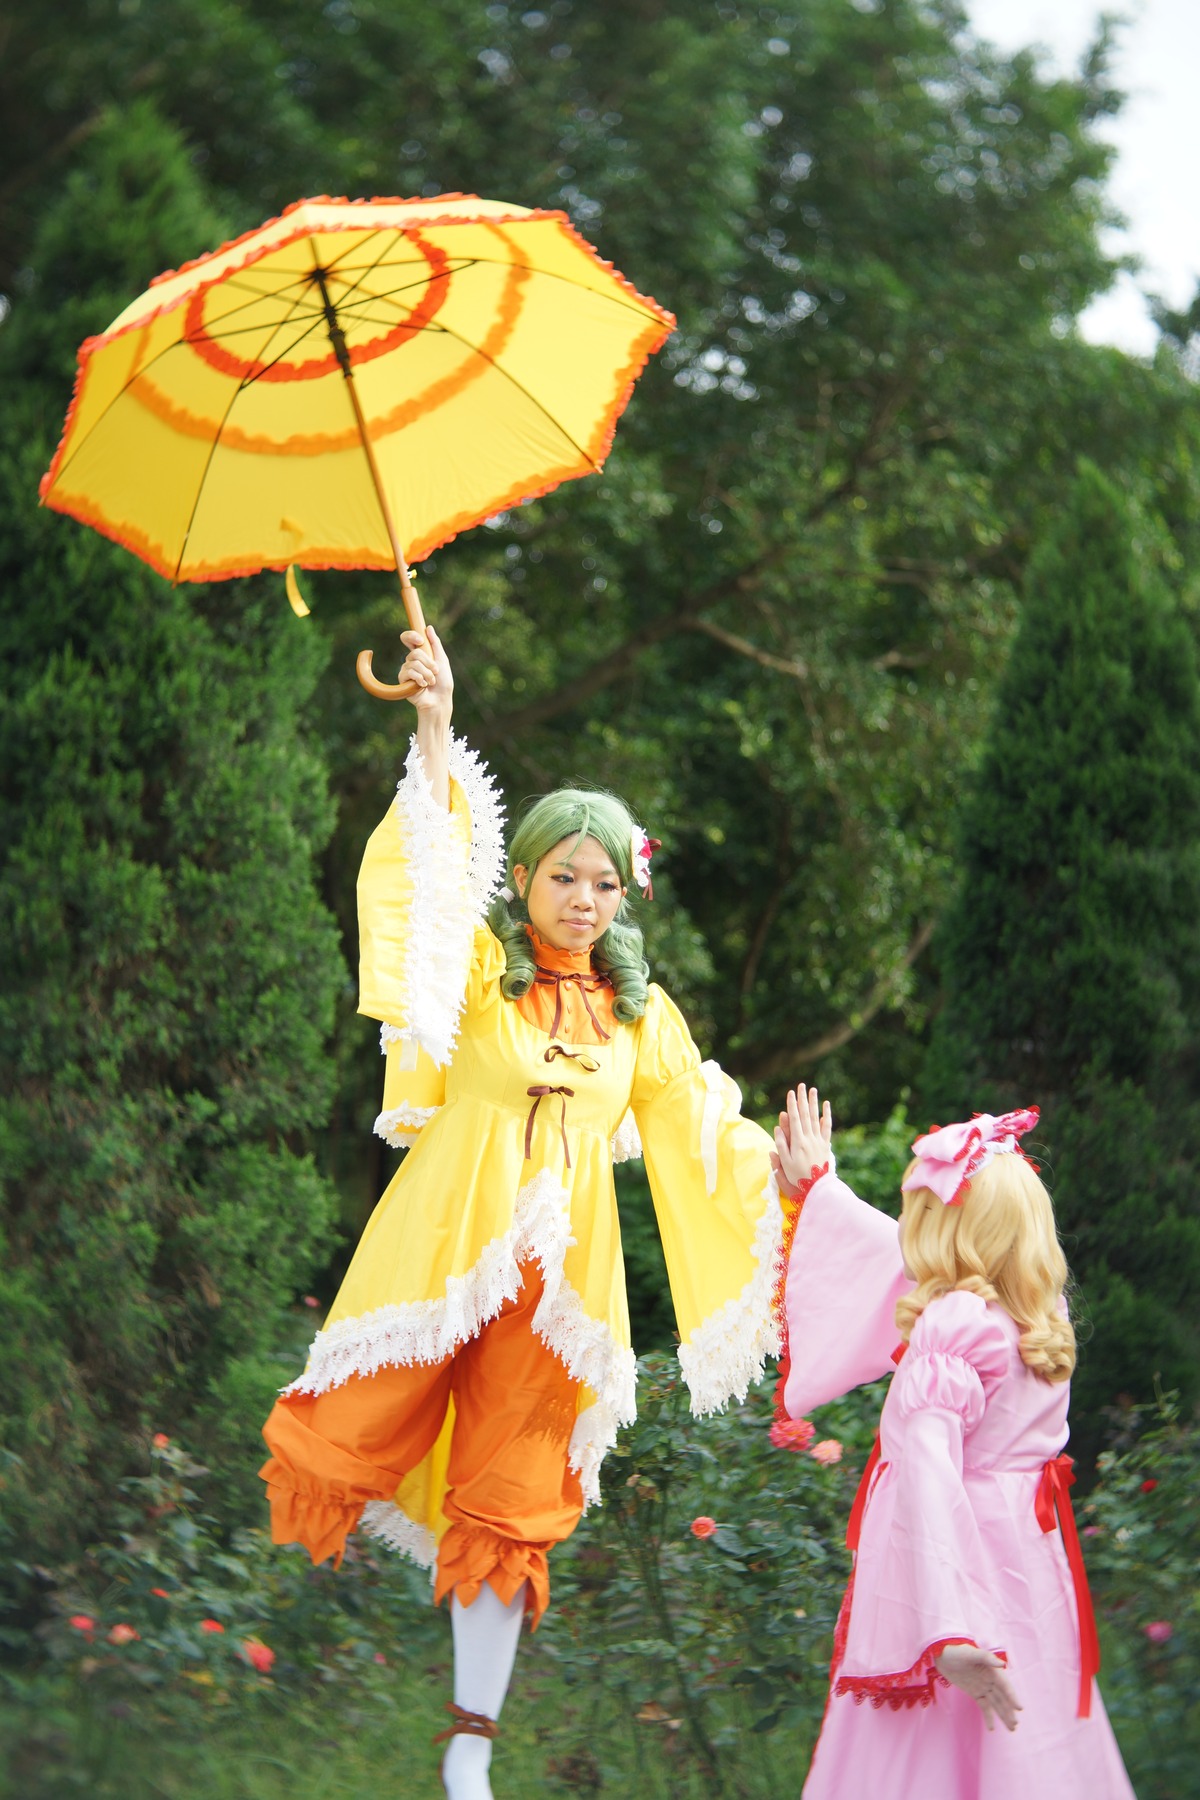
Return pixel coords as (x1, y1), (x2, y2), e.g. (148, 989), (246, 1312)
(845, 1345), (906, 1552)
(1035, 1453), (1100, 1718)
(846, 1434), (882, 1553)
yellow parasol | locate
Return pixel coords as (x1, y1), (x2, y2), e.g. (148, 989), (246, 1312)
(39, 193), (674, 697)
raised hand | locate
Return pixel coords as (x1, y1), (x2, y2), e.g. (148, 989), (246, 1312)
(771, 1084), (833, 1197)
(934, 1644), (1022, 1733)
(399, 623), (454, 722)
(401, 623), (453, 809)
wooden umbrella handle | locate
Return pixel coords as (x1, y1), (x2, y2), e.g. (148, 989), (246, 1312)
(355, 650), (420, 701)
(355, 567), (428, 700)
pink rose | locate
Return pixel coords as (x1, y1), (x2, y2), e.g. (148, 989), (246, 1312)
(200, 1619), (225, 1634)
(1142, 1621), (1173, 1644)
(69, 1615), (95, 1634)
(108, 1623), (140, 1645)
(1082, 1525), (1102, 1538)
(242, 1637), (275, 1673)
(810, 1439), (843, 1465)
(769, 1418), (816, 1453)
(374, 1652), (388, 1666)
(690, 1516), (718, 1540)
(152, 1433), (171, 1449)
(303, 1296), (321, 1308)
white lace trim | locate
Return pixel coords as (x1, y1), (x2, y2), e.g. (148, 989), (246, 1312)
(373, 1103), (441, 1149)
(569, 1400), (620, 1508)
(610, 1110), (643, 1164)
(699, 1059), (742, 1196)
(388, 732), (505, 1069)
(677, 1169), (784, 1417)
(284, 1171), (638, 1475)
(358, 1500), (438, 1572)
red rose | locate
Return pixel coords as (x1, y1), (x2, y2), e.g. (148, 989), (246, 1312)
(1140, 1478), (1158, 1493)
(242, 1637), (275, 1673)
(690, 1516), (718, 1540)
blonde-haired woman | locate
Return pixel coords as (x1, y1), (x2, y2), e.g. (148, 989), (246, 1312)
(774, 1090), (1134, 1800)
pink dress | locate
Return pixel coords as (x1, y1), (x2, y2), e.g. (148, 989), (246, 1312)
(783, 1169), (1136, 1800)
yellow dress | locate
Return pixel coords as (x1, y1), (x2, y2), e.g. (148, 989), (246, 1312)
(284, 733), (783, 1568)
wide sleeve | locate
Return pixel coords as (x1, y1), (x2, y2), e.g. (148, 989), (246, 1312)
(356, 731), (505, 1067)
(836, 1291), (1012, 1702)
(373, 1040), (447, 1149)
(782, 1172), (911, 1417)
(630, 986), (780, 1416)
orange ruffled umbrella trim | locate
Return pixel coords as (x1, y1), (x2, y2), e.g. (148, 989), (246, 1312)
(38, 193), (676, 584)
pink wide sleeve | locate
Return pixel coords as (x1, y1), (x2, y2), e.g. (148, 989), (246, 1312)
(782, 1171), (911, 1417)
(836, 1290), (1012, 1703)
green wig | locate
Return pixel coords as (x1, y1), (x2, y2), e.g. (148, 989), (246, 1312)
(486, 787), (650, 1021)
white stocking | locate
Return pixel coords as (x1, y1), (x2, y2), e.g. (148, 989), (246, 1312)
(441, 1582), (526, 1800)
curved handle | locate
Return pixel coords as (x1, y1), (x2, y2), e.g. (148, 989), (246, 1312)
(355, 649), (420, 702)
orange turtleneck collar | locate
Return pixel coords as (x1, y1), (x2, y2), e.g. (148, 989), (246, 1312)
(515, 926), (618, 1043)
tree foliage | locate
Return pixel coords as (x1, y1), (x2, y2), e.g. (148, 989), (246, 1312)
(3, 0), (1200, 1550)
(0, 111), (344, 1558)
(924, 463), (1200, 1436)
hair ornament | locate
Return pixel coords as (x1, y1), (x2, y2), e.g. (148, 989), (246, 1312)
(631, 826), (661, 900)
(498, 885), (515, 903)
(902, 1107), (1040, 1206)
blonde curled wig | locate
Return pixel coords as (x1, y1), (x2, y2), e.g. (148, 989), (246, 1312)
(894, 1153), (1075, 1382)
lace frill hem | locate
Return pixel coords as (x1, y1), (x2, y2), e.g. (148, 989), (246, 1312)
(358, 1500), (438, 1570)
(834, 1638), (976, 1712)
(677, 1169), (784, 1417)
(373, 1103), (440, 1149)
(610, 1110), (643, 1164)
(282, 1169), (637, 1513)
(388, 731), (506, 1070)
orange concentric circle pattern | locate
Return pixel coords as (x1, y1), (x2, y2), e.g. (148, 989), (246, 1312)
(40, 194), (675, 584)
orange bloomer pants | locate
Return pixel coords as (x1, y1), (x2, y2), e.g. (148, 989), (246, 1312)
(259, 1263), (583, 1624)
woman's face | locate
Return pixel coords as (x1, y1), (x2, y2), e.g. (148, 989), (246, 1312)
(513, 834), (626, 952)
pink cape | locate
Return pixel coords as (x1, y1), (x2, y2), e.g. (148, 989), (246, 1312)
(784, 1171), (1135, 1800)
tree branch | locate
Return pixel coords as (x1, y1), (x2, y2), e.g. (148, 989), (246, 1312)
(732, 917), (937, 1083)
(685, 617), (808, 680)
(470, 545), (798, 745)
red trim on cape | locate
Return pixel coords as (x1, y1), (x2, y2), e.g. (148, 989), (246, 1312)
(770, 1161), (830, 1421)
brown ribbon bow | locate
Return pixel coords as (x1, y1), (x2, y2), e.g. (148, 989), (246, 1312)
(524, 1085), (575, 1168)
(532, 966), (613, 1041)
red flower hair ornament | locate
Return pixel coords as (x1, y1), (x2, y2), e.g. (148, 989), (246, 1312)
(901, 1108), (1040, 1207)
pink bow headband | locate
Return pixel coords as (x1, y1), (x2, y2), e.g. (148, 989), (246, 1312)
(901, 1107), (1040, 1206)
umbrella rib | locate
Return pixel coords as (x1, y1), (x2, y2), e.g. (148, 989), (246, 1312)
(192, 263), (479, 346)
(447, 252), (665, 323)
(417, 315), (602, 472)
(171, 292), (326, 578)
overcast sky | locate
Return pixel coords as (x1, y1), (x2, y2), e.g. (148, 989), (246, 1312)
(963, 0), (1200, 354)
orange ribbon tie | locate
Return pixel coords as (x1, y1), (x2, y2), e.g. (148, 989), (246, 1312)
(1035, 1453), (1100, 1719)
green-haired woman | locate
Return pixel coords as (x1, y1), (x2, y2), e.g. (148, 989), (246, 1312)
(262, 628), (782, 1799)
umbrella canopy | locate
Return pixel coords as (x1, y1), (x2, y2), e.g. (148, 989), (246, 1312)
(40, 193), (675, 589)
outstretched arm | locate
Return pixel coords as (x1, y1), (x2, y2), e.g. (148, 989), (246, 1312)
(398, 624), (453, 811)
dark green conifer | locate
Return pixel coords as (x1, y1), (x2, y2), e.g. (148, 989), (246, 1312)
(925, 462), (1200, 1439)
(0, 106), (344, 1559)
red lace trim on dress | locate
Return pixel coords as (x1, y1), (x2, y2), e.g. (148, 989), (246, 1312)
(771, 1162), (830, 1421)
(834, 1635), (976, 1711)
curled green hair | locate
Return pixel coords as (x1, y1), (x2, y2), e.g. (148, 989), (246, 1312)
(486, 787), (650, 1022)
